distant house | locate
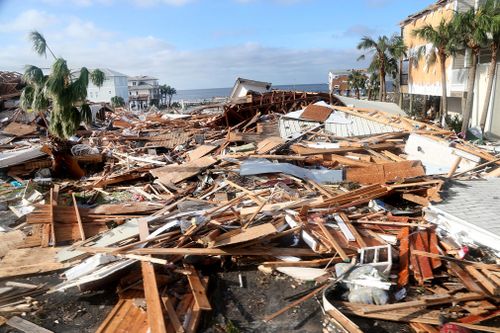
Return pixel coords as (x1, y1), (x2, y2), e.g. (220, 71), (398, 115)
(328, 70), (351, 96)
(328, 69), (376, 97)
(87, 68), (129, 104)
(229, 78), (272, 99)
(128, 75), (160, 109)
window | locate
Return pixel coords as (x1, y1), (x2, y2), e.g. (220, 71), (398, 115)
(109, 91), (111, 95)
(401, 59), (409, 85)
(133, 82), (137, 86)
(453, 50), (466, 69)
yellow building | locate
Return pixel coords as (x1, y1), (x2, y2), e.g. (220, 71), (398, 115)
(400, 0), (500, 137)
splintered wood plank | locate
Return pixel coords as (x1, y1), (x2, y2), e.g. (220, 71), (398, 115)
(464, 266), (499, 296)
(345, 160), (425, 185)
(150, 156), (217, 185)
(402, 193), (429, 206)
(184, 306), (201, 333)
(315, 220), (349, 261)
(361, 293), (483, 314)
(326, 306), (363, 333)
(428, 230), (441, 269)
(49, 189), (55, 246)
(0, 247), (71, 278)
(186, 267), (211, 311)
(96, 295), (149, 333)
(187, 145), (217, 161)
(398, 227), (410, 288)
(6, 316), (53, 333)
(448, 262), (485, 294)
(139, 220), (167, 333)
(72, 193), (86, 241)
(212, 223), (277, 247)
(339, 213), (366, 247)
(413, 231), (434, 282)
(162, 296), (184, 333)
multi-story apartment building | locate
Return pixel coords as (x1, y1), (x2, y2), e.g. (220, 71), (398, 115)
(400, 0), (500, 137)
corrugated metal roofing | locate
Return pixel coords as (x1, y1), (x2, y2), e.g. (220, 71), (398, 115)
(279, 103), (401, 139)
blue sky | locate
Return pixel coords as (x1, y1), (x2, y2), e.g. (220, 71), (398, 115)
(0, 0), (431, 89)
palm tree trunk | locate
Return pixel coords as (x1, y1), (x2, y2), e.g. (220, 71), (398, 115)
(461, 51), (478, 134)
(356, 88), (360, 99)
(480, 42), (498, 132)
(439, 52), (448, 123)
(379, 69), (385, 101)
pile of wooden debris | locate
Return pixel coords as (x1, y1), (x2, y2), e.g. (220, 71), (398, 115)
(0, 93), (498, 333)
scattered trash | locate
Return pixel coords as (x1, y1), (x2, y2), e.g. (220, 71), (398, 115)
(0, 89), (499, 333)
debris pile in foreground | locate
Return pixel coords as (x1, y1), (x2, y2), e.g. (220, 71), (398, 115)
(0, 91), (499, 333)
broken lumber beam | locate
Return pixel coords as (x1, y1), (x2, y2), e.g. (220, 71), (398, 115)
(139, 220), (168, 333)
(361, 292), (484, 314)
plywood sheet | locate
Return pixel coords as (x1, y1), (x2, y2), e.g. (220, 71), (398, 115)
(300, 104), (332, 122)
(2, 122), (36, 136)
(346, 160), (425, 184)
(0, 247), (72, 278)
(150, 156), (216, 185)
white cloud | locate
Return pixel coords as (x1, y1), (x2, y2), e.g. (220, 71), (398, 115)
(0, 15), (366, 89)
(0, 9), (57, 33)
(64, 18), (114, 40)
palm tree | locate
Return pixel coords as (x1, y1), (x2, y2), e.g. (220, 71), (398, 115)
(413, 19), (456, 123)
(357, 36), (390, 101)
(165, 86), (177, 107)
(159, 84), (168, 106)
(20, 31), (104, 138)
(111, 96), (125, 108)
(454, 5), (489, 133)
(479, 0), (500, 132)
(365, 71), (380, 101)
(348, 70), (367, 99)
(388, 35), (408, 103)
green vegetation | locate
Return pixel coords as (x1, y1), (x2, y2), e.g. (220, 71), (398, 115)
(347, 70), (367, 99)
(20, 31), (104, 138)
(111, 96), (125, 108)
(412, 19), (456, 123)
(159, 84), (177, 107)
(357, 35), (407, 102)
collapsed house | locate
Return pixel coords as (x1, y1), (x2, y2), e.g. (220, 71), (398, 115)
(0, 90), (498, 333)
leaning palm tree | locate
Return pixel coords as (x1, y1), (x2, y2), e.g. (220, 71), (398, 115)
(20, 31), (104, 138)
(412, 19), (456, 123)
(348, 70), (367, 99)
(357, 36), (390, 101)
(479, 0), (500, 132)
(453, 6), (489, 133)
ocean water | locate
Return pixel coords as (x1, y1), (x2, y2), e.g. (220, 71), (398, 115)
(174, 83), (329, 102)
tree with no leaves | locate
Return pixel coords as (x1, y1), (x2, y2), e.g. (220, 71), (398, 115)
(20, 31), (105, 138)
